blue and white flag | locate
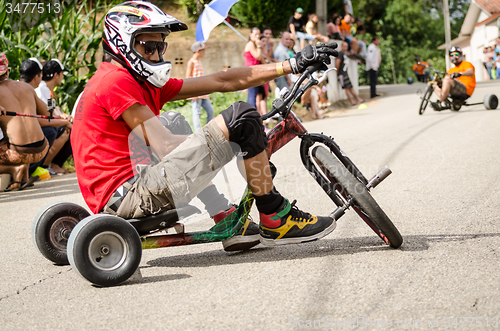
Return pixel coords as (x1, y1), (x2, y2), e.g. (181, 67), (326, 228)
(195, 0), (240, 42)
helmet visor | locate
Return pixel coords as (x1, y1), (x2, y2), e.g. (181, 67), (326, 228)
(136, 40), (168, 55)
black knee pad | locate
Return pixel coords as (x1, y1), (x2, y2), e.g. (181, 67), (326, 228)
(221, 101), (267, 159)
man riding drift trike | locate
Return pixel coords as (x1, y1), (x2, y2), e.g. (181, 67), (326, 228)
(418, 46), (498, 114)
(33, 1), (403, 287)
(71, 1), (338, 250)
(430, 46), (476, 111)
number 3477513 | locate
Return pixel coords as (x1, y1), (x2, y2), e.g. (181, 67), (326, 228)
(6, 2), (61, 14)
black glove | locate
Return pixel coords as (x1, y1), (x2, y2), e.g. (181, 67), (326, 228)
(288, 42), (338, 74)
(450, 72), (462, 79)
(159, 111), (193, 135)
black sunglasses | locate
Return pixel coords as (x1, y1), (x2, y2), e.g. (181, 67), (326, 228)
(136, 40), (168, 55)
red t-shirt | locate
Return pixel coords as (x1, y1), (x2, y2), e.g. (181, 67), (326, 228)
(71, 62), (183, 213)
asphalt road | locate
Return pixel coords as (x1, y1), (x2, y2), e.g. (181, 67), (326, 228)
(1, 81), (499, 330)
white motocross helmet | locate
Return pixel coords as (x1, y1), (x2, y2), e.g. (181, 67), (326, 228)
(103, 1), (187, 87)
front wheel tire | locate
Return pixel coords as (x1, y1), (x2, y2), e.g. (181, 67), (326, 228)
(313, 146), (403, 248)
(419, 86), (433, 115)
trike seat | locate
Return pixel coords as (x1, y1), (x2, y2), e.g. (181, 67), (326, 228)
(451, 94), (469, 103)
(128, 205), (201, 236)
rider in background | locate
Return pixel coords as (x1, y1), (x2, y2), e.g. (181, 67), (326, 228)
(431, 46), (476, 111)
(412, 57), (429, 82)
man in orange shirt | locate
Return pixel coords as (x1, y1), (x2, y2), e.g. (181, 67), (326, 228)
(431, 46), (475, 111)
(339, 14), (361, 58)
(413, 57), (429, 82)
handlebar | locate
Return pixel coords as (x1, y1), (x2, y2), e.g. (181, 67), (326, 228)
(261, 63), (336, 121)
(424, 65), (445, 76)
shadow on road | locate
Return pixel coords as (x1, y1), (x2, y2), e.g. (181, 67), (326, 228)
(143, 232), (500, 272)
(0, 174), (81, 204)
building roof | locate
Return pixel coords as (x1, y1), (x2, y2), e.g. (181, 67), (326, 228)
(474, 0), (500, 15)
(475, 11), (500, 27)
(438, 0), (500, 49)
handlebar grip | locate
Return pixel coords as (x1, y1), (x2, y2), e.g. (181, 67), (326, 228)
(306, 62), (323, 74)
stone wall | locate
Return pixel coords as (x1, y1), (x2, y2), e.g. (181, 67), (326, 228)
(168, 40), (246, 79)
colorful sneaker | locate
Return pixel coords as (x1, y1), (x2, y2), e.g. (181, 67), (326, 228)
(430, 101), (442, 111)
(222, 219), (261, 252)
(259, 199), (336, 246)
(213, 206), (260, 252)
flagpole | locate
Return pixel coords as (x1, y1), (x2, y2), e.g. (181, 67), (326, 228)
(221, 19), (247, 41)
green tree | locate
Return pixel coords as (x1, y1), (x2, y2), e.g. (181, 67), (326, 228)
(174, 0), (348, 35)
(356, 0), (469, 84)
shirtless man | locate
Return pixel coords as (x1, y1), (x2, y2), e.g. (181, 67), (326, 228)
(0, 53), (71, 190)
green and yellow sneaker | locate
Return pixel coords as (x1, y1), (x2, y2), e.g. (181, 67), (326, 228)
(213, 206), (261, 252)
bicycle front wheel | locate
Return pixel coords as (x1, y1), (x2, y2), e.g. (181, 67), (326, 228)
(313, 146), (403, 248)
(419, 85), (433, 115)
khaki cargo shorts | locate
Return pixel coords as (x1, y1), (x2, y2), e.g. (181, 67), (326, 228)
(112, 121), (235, 219)
(449, 79), (468, 99)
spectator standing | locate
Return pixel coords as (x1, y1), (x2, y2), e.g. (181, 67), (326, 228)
(287, 38), (297, 58)
(257, 35), (270, 117)
(261, 27), (275, 63)
(273, 32), (293, 91)
(366, 36), (381, 98)
(287, 8), (315, 50)
(336, 41), (364, 106)
(244, 28), (266, 114)
(483, 47), (493, 80)
(495, 54), (500, 79)
(413, 57), (430, 82)
(34, 59), (73, 175)
(343, 0), (353, 16)
(186, 41), (214, 132)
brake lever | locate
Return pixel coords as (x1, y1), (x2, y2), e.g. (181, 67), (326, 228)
(261, 65), (332, 121)
(316, 67), (336, 85)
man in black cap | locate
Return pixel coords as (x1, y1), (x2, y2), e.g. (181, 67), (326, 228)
(36, 59), (69, 105)
(19, 57), (44, 89)
(33, 58), (73, 176)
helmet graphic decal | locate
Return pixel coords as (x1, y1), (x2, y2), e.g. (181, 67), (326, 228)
(102, 1), (187, 88)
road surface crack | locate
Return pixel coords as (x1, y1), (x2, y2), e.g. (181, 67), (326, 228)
(0, 268), (72, 301)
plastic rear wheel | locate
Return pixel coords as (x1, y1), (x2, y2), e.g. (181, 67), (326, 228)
(312, 146), (403, 248)
(68, 215), (142, 287)
(484, 94), (498, 110)
(32, 202), (90, 265)
(419, 85), (433, 115)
